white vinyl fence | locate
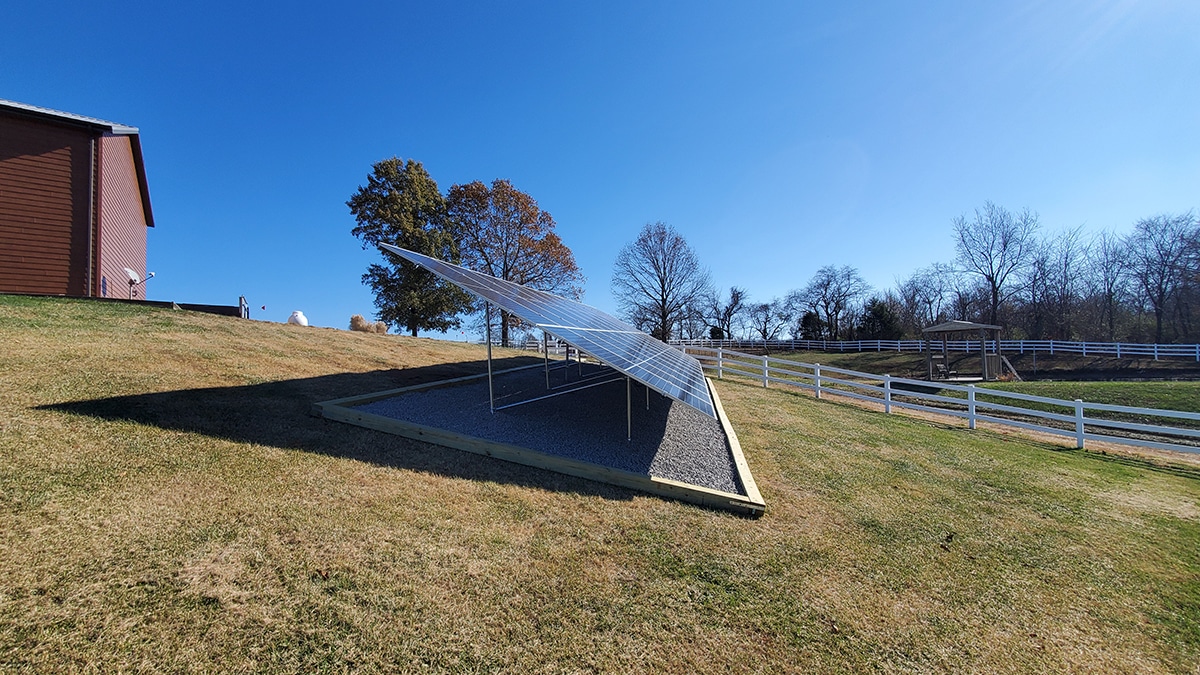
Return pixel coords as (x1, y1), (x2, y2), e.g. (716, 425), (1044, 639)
(671, 338), (1200, 361)
(680, 346), (1200, 455)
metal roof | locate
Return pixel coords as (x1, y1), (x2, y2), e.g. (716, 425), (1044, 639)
(380, 244), (717, 418)
(0, 98), (154, 228)
(0, 98), (139, 135)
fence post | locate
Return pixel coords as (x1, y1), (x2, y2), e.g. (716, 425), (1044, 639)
(1074, 399), (1085, 448)
(968, 385), (976, 430)
(762, 356), (769, 388)
(883, 374), (892, 414)
(814, 364), (822, 399)
(1195, 344), (1199, 362)
(717, 348), (723, 379)
(1082, 342), (1087, 356)
(1049, 340), (1054, 355)
(1116, 342), (1121, 358)
(1154, 344), (1159, 360)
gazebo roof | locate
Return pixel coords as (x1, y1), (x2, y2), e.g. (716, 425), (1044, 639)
(922, 319), (1002, 334)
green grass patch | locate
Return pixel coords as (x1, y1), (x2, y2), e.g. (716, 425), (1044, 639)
(983, 381), (1200, 414)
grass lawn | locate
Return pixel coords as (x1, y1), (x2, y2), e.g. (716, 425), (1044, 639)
(3, 295), (1199, 673)
(982, 381), (1200, 415)
(770, 348), (1200, 383)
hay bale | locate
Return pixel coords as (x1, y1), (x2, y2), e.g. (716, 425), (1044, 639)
(350, 314), (389, 334)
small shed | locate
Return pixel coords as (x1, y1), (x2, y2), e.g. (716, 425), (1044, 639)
(922, 320), (1007, 381)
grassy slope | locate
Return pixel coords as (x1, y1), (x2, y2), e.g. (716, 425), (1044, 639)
(2, 296), (1199, 673)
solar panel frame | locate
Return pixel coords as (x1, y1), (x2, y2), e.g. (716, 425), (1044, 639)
(379, 244), (716, 418)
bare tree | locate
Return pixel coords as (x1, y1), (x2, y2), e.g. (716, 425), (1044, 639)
(705, 286), (748, 339)
(1021, 237), (1054, 338)
(611, 222), (712, 341)
(1082, 230), (1129, 341)
(678, 299), (710, 340)
(1046, 227), (1087, 339)
(789, 265), (870, 340)
(1126, 212), (1198, 342)
(947, 273), (986, 324)
(897, 262), (955, 333)
(746, 298), (790, 343)
(953, 202), (1040, 326)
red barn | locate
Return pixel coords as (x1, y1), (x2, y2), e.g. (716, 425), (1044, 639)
(0, 99), (154, 298)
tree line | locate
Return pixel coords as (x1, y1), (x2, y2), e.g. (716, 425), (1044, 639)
(351, 162), (1197, 346)
(611, 205), (1200, 345)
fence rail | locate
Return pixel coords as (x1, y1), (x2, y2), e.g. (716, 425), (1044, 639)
(670, 338), (1200, 361)
(679, 346), (1200, 455)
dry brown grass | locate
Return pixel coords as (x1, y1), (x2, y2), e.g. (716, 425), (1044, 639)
(2, 295), (1198, 673)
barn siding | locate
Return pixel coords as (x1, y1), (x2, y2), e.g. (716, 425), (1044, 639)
(0, 114), (94, 295)
(96, 134), (148, 298)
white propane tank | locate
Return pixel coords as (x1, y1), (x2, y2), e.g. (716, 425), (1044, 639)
(287, 311), (309, 327)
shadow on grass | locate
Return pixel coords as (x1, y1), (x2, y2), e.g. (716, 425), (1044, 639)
(38, 355), (639, 502)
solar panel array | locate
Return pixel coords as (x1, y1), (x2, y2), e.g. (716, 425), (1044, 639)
(380, 244), (716, 418)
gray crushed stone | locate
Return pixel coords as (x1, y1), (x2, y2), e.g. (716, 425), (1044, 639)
(354, 363), (744, 496)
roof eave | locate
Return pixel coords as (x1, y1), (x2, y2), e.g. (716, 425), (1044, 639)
(126, 133), (155, 228)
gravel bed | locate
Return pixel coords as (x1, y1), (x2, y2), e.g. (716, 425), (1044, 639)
(353, 363), (744, 495)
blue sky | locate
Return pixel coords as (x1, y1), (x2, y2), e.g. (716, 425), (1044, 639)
(3, 1), (1198, 336)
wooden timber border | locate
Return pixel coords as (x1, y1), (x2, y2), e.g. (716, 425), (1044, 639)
(312, 367), (765, 517)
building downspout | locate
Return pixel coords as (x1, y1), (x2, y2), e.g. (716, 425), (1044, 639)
(86, 135), (96, 296)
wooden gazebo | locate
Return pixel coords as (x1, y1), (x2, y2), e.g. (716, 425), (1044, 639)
(922, 320), (1008, 381)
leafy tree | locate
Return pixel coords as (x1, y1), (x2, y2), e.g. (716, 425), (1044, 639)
(611, 222), (711, 341)
(793, 311), (825, 340)
(953, 202), (1040, 326)
(347, 158), (471, 336)
(447, 179), (584, 346)
(857, 295), (904, 340)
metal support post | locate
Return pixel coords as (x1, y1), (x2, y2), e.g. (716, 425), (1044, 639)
(485, 303), (495, 414)
(543, 330), (550, 389)
(626, 376), (632, 441)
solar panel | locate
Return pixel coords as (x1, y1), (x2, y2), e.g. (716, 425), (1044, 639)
(379, 244), (716, 418)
